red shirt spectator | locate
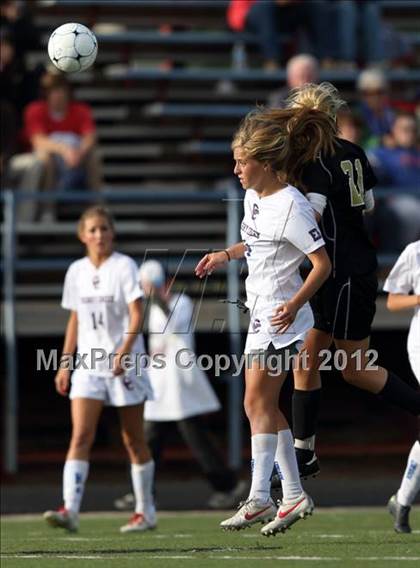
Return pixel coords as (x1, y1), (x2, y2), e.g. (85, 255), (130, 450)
(24, 100), (95, 143)
(227, 0), (256, 32)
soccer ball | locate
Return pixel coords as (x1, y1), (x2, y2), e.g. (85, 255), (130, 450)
(48, 23), (98, 73)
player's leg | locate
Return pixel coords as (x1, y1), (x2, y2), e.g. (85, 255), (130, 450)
(334, 337), (420, 415)
(44, 397), (103, 531)
(290, 329), (333, 480)
(113, 419), (166, 512)
(389, 351), (420, 533)
(220, 357), (285, 530)
(118, 403), (156, 533)
(176, 416), (245, 509)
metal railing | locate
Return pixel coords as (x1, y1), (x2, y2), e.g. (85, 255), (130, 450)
(1, 187), (244, 474)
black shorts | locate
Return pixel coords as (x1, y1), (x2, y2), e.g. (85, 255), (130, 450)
(311, 272), (378, 340)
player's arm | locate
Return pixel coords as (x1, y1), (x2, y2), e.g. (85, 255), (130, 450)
(55, 310), (78, 396)
(113, 298), (143, 376)
(195, 242), (246, 278)
(271, 247), (331, 333)
(387, 293), (420, 312)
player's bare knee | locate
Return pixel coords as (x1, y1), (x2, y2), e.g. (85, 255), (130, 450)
(70, 431), (94, 453)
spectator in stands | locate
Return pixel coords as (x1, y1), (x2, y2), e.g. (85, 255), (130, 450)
(356, 68), (395, 149)
(0, 0), (39, 62)
(268, 53), (319, 108)
(10, 72), (102, 221)
(227, 0), (327, 71)
(337, 109), (364, 146)
(0, 29), (42, 119)
(368, 113), (420, 251)
(324, 0), (384, 67)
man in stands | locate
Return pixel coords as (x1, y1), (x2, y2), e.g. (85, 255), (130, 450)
(368, 112), (420, 251)
(267, 53), (319, 108)
(11, 72), (102, 221)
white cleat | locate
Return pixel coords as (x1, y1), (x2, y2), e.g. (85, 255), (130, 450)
(261, 492), (314, 536)
(220, 498), (276, 531)
(43, 507), (79, 532)
(120, 512), (157, 533)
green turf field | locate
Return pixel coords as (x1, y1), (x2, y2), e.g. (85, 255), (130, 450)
(1, 509), (419, 568)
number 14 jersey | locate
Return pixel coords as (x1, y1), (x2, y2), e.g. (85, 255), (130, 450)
(62, 251), (146, 376)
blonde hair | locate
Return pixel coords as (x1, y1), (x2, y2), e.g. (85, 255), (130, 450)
(77, 205), (115, 239)
(286, 82), (346, 120)
(232, 105), (337, 188)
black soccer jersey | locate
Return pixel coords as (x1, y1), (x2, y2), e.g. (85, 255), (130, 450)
(301, 138), (378, 278)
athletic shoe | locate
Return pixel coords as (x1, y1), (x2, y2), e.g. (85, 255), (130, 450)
(120, 512), (157, 533)
(207, 480), (248, 509)
(43, 507), (79, 532)
(114, 492), (135, 511)
(388, 494), (411, 534)
(220, 498), (276, 531)
(261, 492), (314, 536)
(271, 456), (320, 492)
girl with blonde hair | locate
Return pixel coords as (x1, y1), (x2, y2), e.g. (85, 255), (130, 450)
(277, 83), (420, 484)
(196, 106), (332, 536)
(44, 206), (156, 534)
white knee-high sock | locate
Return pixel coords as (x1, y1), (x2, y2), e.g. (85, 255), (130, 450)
(63, 459), (89, 514)
(397, 440), (420, 507)
(131, 460), (155, 515)
(275, 429), (303, 503)
(248, 433), (277, 502)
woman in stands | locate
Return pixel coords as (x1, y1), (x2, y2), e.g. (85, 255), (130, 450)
(195, 106), (332, 535)
(279, 83), (420, 483)
(384, 240), (420, 534)
(44, 206), (156, 534)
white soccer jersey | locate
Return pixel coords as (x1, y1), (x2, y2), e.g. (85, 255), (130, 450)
(144, 293), (220, 421)
(383, 241), (420, 380)
(241, 186), (325, 351)
(62, 251), (147, 376)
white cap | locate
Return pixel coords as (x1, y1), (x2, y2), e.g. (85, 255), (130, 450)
(138, 260), (165, 287)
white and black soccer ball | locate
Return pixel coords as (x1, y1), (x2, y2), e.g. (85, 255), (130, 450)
(48, 23), (98, 73)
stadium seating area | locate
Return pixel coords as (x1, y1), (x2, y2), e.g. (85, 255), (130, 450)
(2, 0), (420, 331)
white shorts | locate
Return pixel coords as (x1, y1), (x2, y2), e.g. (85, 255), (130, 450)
(244, 299), (312, 354)
(69, 369), (154, 407)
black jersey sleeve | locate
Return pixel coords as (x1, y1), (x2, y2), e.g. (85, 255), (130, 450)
(301, 158), (332, 197)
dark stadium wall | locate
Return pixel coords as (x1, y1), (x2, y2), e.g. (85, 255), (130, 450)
(6, 330), (417, 471)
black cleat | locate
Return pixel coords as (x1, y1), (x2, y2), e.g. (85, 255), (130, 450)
(270, 453), (320, 491)
(298, 453), (320, 480)
(388, 494), (411, 533)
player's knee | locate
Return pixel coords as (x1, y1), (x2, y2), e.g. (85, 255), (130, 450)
(122, 432), (142, 456)
(244, 394), (273, 421)
(70, 430), (95, 452)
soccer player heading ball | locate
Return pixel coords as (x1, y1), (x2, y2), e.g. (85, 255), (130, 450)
(196, 104), (333, 535)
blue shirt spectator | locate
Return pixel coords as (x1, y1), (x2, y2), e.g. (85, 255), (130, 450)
(368, 113), (420, 187)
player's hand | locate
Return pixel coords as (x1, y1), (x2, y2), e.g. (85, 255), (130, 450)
(270, 301), (299, 334)
(195, 251), (228, 278)
(54, 369), (70, 396)
(112, 349), (126, 376)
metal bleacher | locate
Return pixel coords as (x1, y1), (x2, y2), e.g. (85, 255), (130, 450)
(4, 0), (419, 334)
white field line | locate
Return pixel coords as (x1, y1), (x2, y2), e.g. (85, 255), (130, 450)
(2, 554), (420, 562)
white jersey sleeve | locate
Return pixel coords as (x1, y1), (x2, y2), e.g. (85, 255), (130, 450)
(281, 206), (325, 255)
(61, 264), (77, 311)
(383, 246), (413, 294)
(121, 257), (144, 304)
